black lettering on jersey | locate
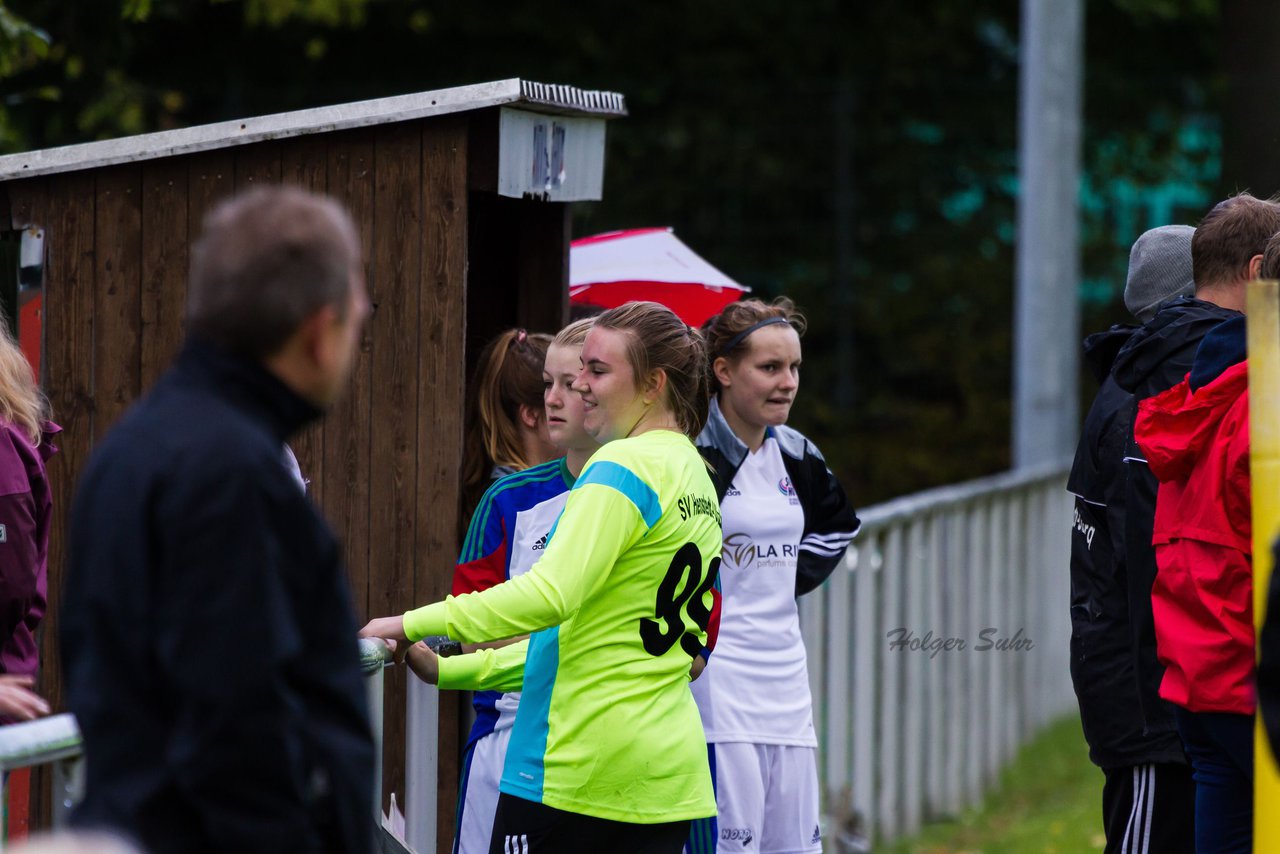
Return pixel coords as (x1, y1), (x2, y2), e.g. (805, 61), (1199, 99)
(640, 542), (717, 658)
(676, 492), (721, 527)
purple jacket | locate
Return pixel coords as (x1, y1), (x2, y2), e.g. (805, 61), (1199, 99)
(0, 419), (58, 678)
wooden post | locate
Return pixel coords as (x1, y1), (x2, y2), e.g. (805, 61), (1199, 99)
(420, 114), (469, 853)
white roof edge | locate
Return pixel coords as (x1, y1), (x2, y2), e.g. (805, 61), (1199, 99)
(0, 78), (627, 182)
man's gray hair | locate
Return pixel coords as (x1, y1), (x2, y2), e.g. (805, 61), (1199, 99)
(188, 186), (360, 358)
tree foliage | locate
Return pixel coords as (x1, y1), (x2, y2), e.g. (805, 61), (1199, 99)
(0, 4), (47, 78)
(0, 0), (1236, 502)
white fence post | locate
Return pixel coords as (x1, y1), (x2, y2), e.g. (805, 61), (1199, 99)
(364, 644), (387, 828)
(923, 514), (945, 817)
(902, 518), (927, 837)
(942, 508), (966, 818)
(825, 548), (854, 806)
(986, 499), (1005, 780)
(964, 500), (988, 803)
(876, 524), (905, 841)
(404, 677), (439, 853)
(851, 532), (877, 841)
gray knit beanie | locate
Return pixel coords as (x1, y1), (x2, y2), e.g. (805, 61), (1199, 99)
(1125, 225), (1196, 323)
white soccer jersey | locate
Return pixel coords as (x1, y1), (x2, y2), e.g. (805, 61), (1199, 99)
(690, 435), (815, 746)
(488, 490), (571, 731)
(453, 459), (575, 742)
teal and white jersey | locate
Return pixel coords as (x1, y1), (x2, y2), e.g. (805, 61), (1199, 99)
(411, 429), (721, 823)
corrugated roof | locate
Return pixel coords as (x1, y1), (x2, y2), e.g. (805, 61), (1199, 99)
(0, 78), (627, 181)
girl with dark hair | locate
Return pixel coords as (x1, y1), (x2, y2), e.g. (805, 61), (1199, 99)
(458, 328), (557, 540)
(687, 297), (860, 854)
(363, 301), (719, 852)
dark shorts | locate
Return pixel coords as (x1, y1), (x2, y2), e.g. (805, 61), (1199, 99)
(488, 792), (691, 854)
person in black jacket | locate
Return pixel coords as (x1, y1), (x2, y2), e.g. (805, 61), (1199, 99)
(1110, 193), (1280, 850)
(1068, 225), (1197, 853)
(60, 187), (374, 854)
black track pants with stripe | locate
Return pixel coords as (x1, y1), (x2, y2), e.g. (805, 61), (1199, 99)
(1102, 762), (1194, 854)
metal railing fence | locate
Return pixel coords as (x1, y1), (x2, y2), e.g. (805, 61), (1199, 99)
(0, 639), (425, 853)
(0, 713), (82, 850)
(354, 639), (441, 853)
(799, 462), (1075, 848)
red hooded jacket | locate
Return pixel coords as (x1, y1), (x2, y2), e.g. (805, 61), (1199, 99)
(1135, 360), (1252, 714)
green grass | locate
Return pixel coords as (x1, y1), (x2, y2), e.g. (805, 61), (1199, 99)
(882, 714), (1105, 854)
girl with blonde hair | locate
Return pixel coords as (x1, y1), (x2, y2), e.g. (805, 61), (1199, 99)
(364, 302), (720, 852)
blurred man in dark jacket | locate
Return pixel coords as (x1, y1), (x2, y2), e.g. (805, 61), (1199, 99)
(1069, 225), (1196, 853)
(60, 187), (374, 854)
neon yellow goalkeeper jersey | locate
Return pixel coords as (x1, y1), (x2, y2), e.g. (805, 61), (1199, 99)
(404, 429), (721, 823)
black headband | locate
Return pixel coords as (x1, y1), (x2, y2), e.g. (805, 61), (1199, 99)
(719, 316), (790, 356)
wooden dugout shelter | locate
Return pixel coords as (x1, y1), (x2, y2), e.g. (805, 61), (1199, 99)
(0, 78), (626, 841)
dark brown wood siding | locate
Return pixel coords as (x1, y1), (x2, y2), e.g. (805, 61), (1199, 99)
(418, 115), (469, 841)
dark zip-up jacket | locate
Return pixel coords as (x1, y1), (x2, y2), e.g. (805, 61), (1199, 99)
(696, 398), (860, 596)
(1067, 325), (1185, 767)
(1111, 296), (1241, 735)
(61, 341), (374, 854)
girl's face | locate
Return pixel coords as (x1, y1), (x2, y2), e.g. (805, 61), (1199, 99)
(573, 327), (652, 444)
(715, 323), (802, 433)
(543, 342), (597, 453)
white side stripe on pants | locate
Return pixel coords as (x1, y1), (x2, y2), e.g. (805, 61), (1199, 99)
(1121, 766), (1143, 854)
(504, 835), (529, 854)
(1141, 764), (1156, 852)
(1121, 764), (1155, 854)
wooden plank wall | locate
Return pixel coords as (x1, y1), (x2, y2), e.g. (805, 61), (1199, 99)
(418, 118), (469, 837)
(3, 113), (473, 850)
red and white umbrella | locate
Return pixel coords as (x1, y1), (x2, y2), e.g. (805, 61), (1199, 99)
(569, 228), (749, 326)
